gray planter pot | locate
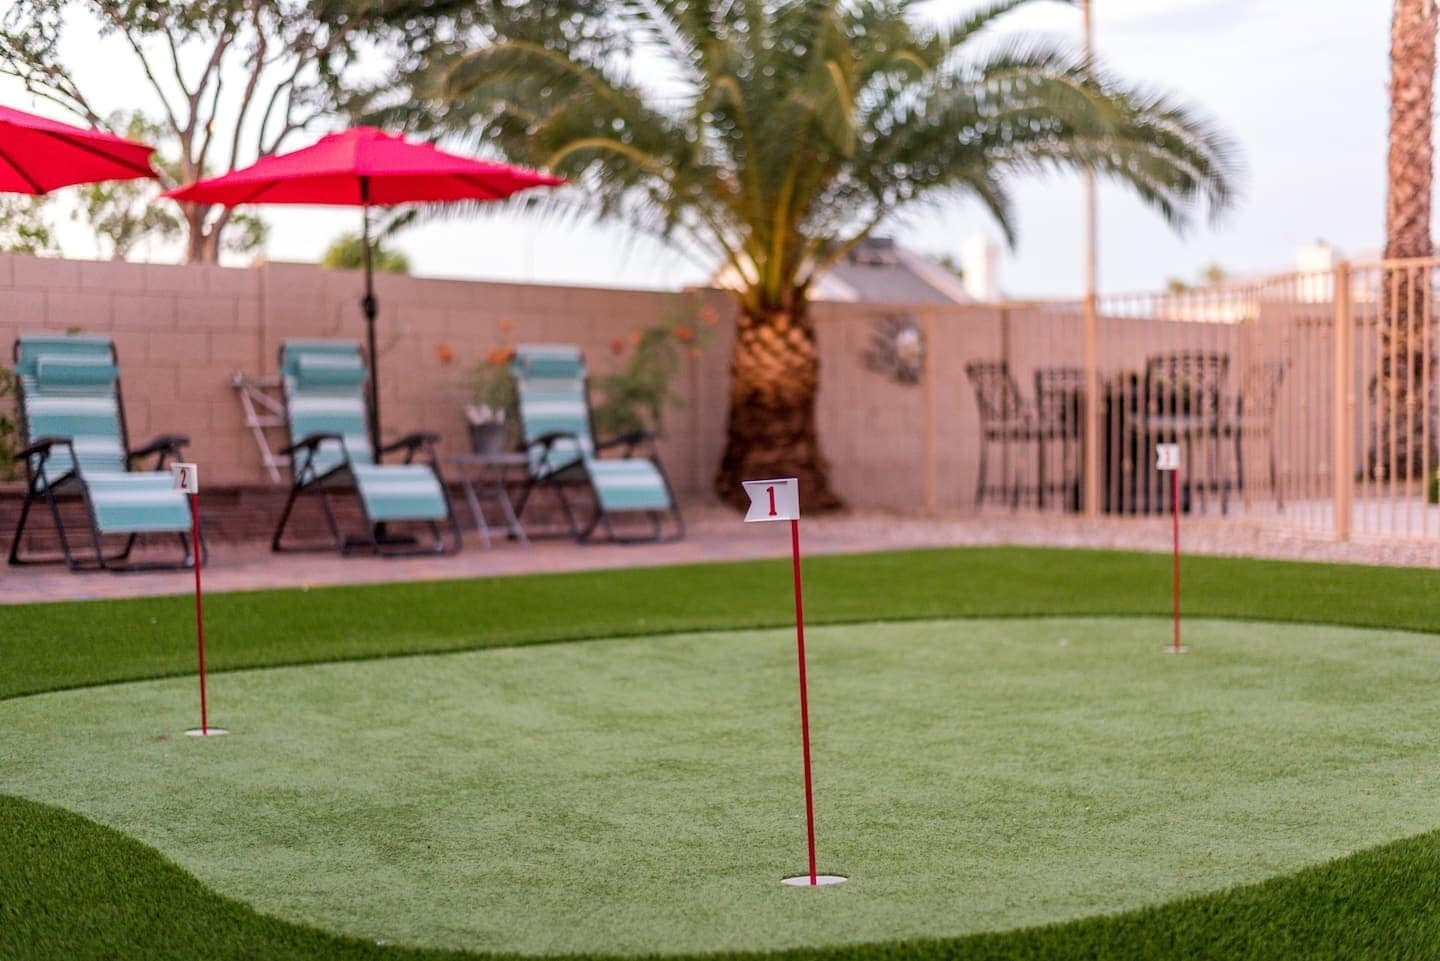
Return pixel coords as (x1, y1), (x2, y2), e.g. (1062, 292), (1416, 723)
(468, 422), (509, 456)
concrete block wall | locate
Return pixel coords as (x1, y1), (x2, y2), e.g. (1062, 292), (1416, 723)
(0, 253), (1102, 518)
(0, 255), (732, 497)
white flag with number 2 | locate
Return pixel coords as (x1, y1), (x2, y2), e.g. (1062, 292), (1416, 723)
(171, 463), (199, 493)
(1155, 444), (1180, 472)
(742, 477), (800, 522)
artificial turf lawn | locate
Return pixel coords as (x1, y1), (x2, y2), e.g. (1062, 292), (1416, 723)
(4, 546), (1440, 960)
(10, 544), (1440, 701)
(5, 616), (1440, 954)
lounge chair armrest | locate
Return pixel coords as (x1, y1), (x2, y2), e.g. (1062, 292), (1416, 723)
(596, 429), (655, 449)
(529, 431), (581, 449)
(379, 431), (441, 465)
(379, 432), (440, 455)
(129, 433), (190, 466)
(596, 429), (657, 457)
(279, 432), (345, 457)
(525, 431), (585, 475)
(16, 435), (74, 461)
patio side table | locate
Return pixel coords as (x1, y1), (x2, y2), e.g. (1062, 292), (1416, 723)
(447, 453), (530, 549)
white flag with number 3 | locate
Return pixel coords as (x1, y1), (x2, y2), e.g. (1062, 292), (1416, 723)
(742, 477), (800, 522)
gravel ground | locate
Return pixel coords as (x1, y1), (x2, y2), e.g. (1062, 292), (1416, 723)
(6, 500), (1437, 605)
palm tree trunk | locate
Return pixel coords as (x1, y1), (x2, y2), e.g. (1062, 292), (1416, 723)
(714, 303), (844, 511)
(1373, 0), (1436, 481)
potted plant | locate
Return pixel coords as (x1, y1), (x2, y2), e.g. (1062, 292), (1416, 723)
(468, 343), (517, 455)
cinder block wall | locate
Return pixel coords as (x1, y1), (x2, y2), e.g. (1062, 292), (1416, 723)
(0, 254), (1016, 513)
(0, 255), (738, 498)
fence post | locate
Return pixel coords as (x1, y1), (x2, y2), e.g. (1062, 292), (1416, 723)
(1082, 292), (1100, 517)
(922, 309), (937, 517)
(1332, 261), (1354, 541)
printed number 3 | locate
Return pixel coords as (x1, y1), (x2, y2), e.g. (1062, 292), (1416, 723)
(766, 485), (777, 516)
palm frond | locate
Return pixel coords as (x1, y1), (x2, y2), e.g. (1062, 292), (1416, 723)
(378, 0), (1239, 309)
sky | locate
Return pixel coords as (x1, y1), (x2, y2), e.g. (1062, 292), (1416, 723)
(0, 0), (1395, 298)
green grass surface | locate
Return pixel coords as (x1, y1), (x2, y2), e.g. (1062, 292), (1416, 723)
(8, 546), (1440, 701)
(7, 792), (1440, 961)
(6, 617), (1440, 955)
(4, 546), (1440, 959)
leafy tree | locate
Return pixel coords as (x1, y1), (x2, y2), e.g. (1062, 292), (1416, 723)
(1200, 262), (1227, 286)
(0, 196), (56, 254)
(0, 0), (400, 262)
(393, 0), (1239, 509)
(321, 233), (412, 274)
(70, 111), (183, 260)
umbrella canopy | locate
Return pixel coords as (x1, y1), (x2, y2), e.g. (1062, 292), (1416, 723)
(162, 126), (563, 207)
(0, 105), (156, 194)
(162, 126), (563, 461)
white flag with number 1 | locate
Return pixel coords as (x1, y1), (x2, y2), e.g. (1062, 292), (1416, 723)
(742, 477), (800, 522)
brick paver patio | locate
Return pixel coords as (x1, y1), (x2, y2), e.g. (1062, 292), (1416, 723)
(5, 500), (1439, 606)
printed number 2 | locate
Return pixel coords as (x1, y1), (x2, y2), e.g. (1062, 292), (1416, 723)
(179, 468), (190, 489)
(766, 485), (777, 516)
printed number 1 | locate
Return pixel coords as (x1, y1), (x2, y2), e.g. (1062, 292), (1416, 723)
(766, 485), (777, 517)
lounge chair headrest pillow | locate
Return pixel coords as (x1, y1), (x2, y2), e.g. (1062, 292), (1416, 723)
(34, 356), (118, 389)
(295, 354), (365, 389)
(515, 347), (584, 381)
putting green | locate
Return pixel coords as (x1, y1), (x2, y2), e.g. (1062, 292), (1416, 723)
(3, 617), (1440, 956)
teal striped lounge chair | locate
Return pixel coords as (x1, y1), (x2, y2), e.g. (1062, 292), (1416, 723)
(9, 334), (198, 571)
(272, 340), (460, 556)
(511, 344), (683, 543)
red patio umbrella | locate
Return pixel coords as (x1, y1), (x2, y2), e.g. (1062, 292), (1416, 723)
(163, 126), (564, 455)
(0, 105), (156, 194)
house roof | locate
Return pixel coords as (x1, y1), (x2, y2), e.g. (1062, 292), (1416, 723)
(710, 236), (977, 304)
(811, 237), (974, 304)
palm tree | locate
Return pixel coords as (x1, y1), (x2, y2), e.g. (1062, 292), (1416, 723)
(403, 0), (1238, 510)
(1373, 0), (1436, 481)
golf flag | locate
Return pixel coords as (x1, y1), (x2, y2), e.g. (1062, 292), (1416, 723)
(1155, 444), (1180, 472)
(171, 462), (199, 493)
(743, 477), (800, 522)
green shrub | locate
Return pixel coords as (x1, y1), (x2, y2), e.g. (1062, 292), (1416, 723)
(0, 365), (19, 481)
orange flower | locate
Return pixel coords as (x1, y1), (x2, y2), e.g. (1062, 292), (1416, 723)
(434, 343), (455, 365)
(628, 330), (643, 346)
(610, 337), (627, 356)
(673, 326), (694, 343)
(498, 319), (515, 333)
(699, 306), (720, 327)
(485, 345), (516, 366)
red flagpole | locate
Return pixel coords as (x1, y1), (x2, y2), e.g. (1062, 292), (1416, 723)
(790, 518), (818, 886)
(190, 491), (209, 734)
(1171, 469), (1181, 654)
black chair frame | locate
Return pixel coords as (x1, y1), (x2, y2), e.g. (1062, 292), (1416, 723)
(8, 339), (201, 572)
(513, 427), (685, 545)
(270, 346), (462, 557)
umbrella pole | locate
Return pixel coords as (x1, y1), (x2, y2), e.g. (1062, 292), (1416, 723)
(361, 177), (380, 459)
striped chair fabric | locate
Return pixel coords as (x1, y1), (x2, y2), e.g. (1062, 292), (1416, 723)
(14, 335), (191, 534)
(280, 340), (448, 522)
(513, 344), (674, 513)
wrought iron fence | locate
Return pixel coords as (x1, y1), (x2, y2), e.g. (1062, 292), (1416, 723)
(894, 257), (1440, 543)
